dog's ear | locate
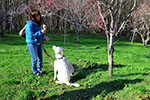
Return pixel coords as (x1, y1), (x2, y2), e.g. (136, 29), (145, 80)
(61, 50), (64, 54)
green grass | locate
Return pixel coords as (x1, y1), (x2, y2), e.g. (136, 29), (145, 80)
(0, 31), (150, 100)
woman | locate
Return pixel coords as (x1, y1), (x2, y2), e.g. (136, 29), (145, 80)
(25, 9), (49, 76)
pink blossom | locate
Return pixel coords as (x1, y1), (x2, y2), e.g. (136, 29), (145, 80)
(114, 25), (117, 28)
(98, 25), (102, 29)
(102, 8), (105, 11)
(135, 8), (140, 10)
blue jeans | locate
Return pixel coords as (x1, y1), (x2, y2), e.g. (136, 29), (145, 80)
(27, 43), (43, 74)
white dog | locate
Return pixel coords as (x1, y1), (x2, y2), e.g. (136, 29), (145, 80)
(52, 45), (80, 87)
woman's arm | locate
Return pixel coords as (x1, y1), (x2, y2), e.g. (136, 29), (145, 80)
(26, 21), (42, 40)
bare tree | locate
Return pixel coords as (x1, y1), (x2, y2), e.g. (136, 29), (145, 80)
(84, 0), (137, 76)
(131, 1), (150, 47)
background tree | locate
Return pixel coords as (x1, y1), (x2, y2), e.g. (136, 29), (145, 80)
(0, 0), (30, 34)
(0, 0), (3, 36)
(130, 0), (150, 47)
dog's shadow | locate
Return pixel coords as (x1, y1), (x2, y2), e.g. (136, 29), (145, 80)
(71, 62), (125, 83)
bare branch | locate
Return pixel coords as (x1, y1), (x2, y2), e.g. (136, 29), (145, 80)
(115, 0), (137, 36)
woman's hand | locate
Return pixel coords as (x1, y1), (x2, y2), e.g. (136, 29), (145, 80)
(41, 29), (46, 34)
(42, 24), (47, 34)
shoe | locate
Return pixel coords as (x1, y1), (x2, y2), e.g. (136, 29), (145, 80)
(35, 72), (40, 76)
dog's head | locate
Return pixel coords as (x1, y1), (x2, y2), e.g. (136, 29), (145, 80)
(53, 45), (65, 59)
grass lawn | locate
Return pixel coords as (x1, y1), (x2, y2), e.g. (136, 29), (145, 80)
(0, 31), (150, 100)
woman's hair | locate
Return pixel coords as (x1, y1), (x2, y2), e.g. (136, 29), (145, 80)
(29, 9), (43, 26)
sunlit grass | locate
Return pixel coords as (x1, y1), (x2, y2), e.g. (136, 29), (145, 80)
(0, 31), (150, 100)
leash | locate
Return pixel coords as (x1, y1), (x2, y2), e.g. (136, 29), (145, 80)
(42, 44), (55, 64)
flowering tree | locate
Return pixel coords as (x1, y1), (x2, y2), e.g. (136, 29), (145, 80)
(84, 0), (137, 76)
(0, 0), (30, 33)
(131, 1), (150, 47)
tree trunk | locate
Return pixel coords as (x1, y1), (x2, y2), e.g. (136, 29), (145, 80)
(108, 33), (114, 76)
(10, 16), (13, 31)
(138, 32), (146, 47)
(2, 0), (6, 31)
(0, 25), (3, 37)
(144, 37), (150, 47)
(10, 0), (15, 31)
(56, 11), (60, 30)
(131, 29), (136, 44)
(76, 30), (80, 43)
(143, 41), (146, 47)
(64, 18), (67, 44)
(144, 31), (150, 47)
(76, 18), (80, 43)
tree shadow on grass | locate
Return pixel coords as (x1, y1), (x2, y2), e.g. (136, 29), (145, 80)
(45, 78), (143, 100)
(114, 73), (149, 77)
(71, 63), (125, 83)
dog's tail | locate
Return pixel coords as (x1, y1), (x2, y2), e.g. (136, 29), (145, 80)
(70, 83), (80, 87)
(66, 82), (80, 87)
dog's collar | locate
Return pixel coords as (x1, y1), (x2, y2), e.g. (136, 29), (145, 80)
(56, 55), (65, 60)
